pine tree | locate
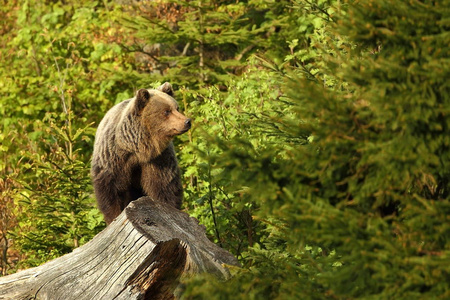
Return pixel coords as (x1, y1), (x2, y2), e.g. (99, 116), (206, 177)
(120, 0), (301, 88)
(182, 0), (450, 298)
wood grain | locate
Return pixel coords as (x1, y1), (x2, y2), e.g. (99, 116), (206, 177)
(0, 197), (239, 300)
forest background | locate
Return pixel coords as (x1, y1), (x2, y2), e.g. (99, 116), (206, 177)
(0, 0), (449, 299)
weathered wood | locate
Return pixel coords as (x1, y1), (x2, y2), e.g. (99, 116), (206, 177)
(0, 197), (239, 300)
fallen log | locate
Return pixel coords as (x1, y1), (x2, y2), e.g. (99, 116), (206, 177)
(0, 197), (239, 299)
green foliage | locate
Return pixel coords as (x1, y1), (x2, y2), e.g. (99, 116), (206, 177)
(178, 0), (335, 264)
(179, 61), (294, 257)
(0, 0), (134, 268)
(120, 0), (303, 87)
(181, 0), (450, 299)
(11, 109), (104, 268)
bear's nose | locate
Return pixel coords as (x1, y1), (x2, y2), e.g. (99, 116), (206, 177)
(185, 118), (192, 129)
(184, 119), (192, 129)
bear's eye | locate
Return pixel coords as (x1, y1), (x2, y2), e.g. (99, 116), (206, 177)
(164, 110), (171, 116)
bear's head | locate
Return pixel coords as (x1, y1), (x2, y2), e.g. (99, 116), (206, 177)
(131, 82), (191, 156)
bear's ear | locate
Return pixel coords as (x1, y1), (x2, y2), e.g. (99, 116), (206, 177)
(135, 88), (151, 113)
(157, 82), (174, 96)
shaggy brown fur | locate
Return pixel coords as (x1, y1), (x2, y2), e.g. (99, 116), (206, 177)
(91, 83), (191, 224)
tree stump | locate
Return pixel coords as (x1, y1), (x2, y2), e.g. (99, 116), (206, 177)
(0, 197), (239, 299)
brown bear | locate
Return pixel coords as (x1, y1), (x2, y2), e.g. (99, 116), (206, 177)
(91, 82), (191, 224)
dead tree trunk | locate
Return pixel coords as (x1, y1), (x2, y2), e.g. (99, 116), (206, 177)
(0, 197), (239, 300)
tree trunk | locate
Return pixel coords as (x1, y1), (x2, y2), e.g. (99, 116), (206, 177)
(0, 197), (239, 299)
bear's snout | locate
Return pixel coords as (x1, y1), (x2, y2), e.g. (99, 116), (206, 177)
(171, 116), (191, 135)
(177, 118), (191, 134)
